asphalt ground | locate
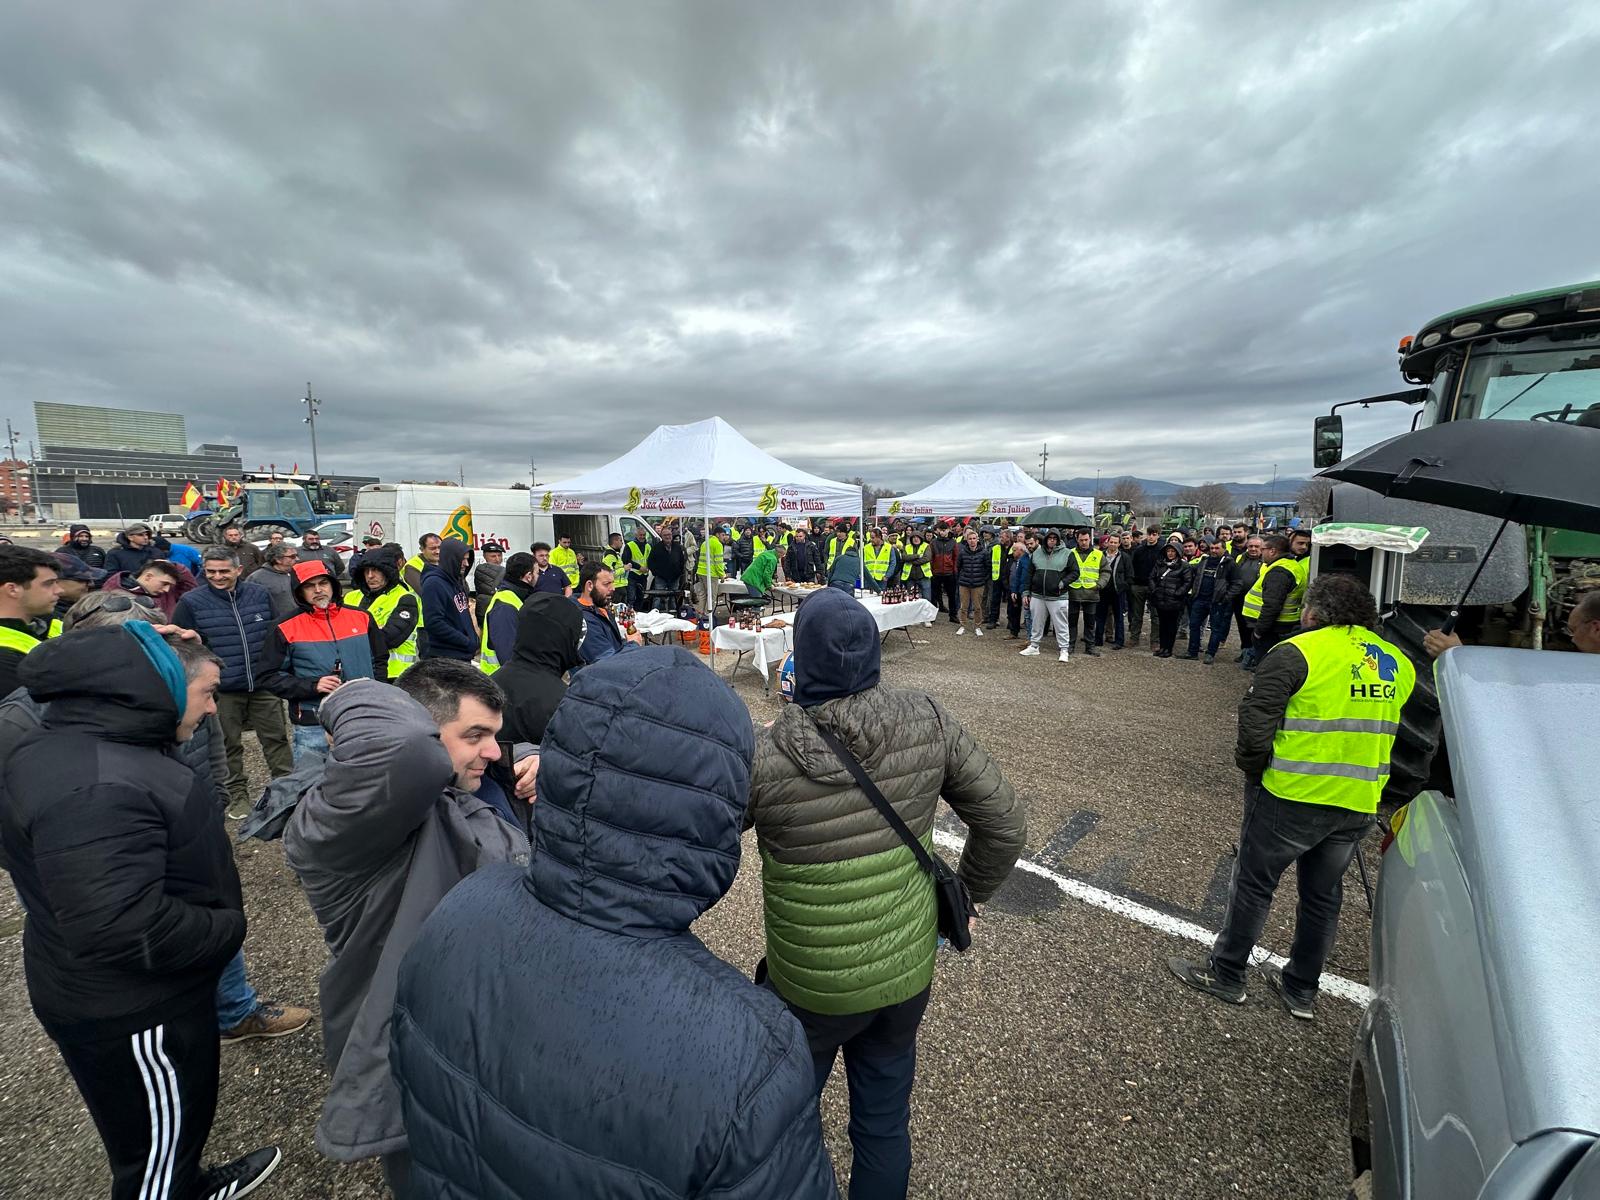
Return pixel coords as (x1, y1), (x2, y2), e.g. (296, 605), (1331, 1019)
(0, 600), (1372, 1199)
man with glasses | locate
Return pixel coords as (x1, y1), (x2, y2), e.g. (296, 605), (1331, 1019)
(173, 548), (294, 817)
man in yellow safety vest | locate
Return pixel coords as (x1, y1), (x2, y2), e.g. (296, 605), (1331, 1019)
(826, 523), (856, 571)
(0, 546), (61, 697)
(860, 527), (897, 593)
(1065, 529), (1104, 656)
(694, 524), (724, 614)
(1169, 573), (1414, 1019)
(549, 536), (580, 590)
(344, 551), (423, 680)
(622, 526), (652, 608)
(478, 552), (537, 674)
(1241, 533), (1311, 662)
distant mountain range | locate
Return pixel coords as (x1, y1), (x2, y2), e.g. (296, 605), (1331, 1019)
(1045, 476), (1310, 505)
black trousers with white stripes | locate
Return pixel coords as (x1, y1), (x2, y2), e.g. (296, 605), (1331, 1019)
(54, 996), (219, 1200)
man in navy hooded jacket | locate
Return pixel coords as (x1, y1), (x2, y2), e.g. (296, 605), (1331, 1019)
(391, 646), (840, 1200)
(419, 537), (477, 662)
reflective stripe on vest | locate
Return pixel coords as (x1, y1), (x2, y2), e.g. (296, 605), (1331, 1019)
(1242, 557), (1308, 622)
(1069, 548), (1103, 589)
(863, 542), (893, 581)
(989, 544), (1003, 582)
(1260, 625), (1416, 813)
(478, 587), (525, 674)
(602, 551), (625, 576)
(697, 536), (724, 577)
(346, 584), (421, 679)
(47, 618), (63, 640)
(827, 535), (855, 568)
(550, 546), (579, 586)
(0, 625), (42, 656)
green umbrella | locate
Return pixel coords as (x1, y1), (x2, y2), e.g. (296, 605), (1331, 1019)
(1020, 504), (1092, 528)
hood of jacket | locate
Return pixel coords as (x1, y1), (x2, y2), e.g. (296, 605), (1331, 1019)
(530, 645), (753, 938)
(430, 538), (470, 585)
(354, 548), (401, 595)
(791, 586), (880, 707)
(19, 624), (183, 746)
(512, 592), (585, 675)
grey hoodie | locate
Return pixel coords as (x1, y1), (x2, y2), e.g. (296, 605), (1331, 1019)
(283, 679), (528, 1163)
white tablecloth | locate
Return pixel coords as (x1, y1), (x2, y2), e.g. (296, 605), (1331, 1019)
(855, 596), (939, 636)
(711, 621), (793, 680)
(634, 611), (696, 641)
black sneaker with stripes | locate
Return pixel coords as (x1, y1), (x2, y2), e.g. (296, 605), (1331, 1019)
(200, 1145), (282, 1199)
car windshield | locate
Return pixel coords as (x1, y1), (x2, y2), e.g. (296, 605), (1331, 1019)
(1456, 338), (1600, 422)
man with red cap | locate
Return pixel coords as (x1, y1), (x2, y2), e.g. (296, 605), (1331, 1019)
(259, 560), (388, 762)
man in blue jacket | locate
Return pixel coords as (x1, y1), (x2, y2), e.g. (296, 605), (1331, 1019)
(391, 648), (840, 1200)
(419, 538), (477, 662)
(574, 561), (641, 667)
(172, 546), (294, 816)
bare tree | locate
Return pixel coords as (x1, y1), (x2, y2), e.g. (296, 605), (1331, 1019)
(1106, 477), (1147, 509)
(845, 476), (900, 509)
(1296, 478), (1333, 518)
(1173, 482), (1234, 516)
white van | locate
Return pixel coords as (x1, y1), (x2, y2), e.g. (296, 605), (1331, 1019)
(352, 484), (656, 558)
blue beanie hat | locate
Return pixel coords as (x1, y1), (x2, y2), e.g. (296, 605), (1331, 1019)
(125, 621), (188, 712)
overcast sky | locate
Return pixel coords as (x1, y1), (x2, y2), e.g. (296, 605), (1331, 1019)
(3, 1), (1597, 492)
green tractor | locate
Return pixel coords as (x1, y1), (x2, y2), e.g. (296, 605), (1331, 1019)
(1313, 278), (1600, 800)
(1161, 503), (1202, 534)
(1096, 500), (1134, 529)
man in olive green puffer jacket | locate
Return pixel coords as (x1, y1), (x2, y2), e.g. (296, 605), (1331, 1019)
(747, 586), (1025, 1199)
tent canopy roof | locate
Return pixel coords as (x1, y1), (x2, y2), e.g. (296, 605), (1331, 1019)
(877, 461), (1067, 517)
(543, 416), (861, 518)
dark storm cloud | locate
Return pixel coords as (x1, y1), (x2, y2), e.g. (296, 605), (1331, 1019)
(2, 0), (1597, 490)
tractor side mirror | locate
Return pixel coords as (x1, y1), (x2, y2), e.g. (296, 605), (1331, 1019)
(1313, 414), (1344, 468)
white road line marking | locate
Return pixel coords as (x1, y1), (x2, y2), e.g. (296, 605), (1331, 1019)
(933, 828), (1373, 1007)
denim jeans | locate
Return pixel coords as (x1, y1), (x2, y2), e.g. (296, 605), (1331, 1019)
(1211, 781), (1372, 996)
(215, 949), (258, 1030)
(1094, 591), (1127, 646)
(914, 578), (931, 603)
(786, 987), (932, 1200)
(290, 722), (329, 765)
(1186, 594), (1228, 655)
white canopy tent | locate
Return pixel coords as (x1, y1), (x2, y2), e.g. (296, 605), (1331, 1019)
(539, 416), (862, 520)
(875, 461), (1093, 519)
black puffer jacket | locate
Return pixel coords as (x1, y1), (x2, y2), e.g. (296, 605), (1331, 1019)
(0, 626), (244, 1039)
(102, 529), (158, 576)
(1149, 550), (1195, 612)
(495, 592), (585, 745)
(391, 647), (839, 1199)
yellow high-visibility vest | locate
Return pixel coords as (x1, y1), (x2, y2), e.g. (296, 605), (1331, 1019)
(862, 542), (894, 582)
(550, 546), (580, 587)
(1242, 557), (1309, 623)
(827, 534), (856, 568)
(624, 540), (650, 573)
(344, 584), (421, 679)
(0, 625), (42, 658)
(697, 536), (724, 577)
(477, 587), (524, 674)
(1261, 624), (1416, 813)
(1069, 548), (1103, 589)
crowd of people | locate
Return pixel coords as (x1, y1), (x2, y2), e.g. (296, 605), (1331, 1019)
(7, 500), (1572, 1199)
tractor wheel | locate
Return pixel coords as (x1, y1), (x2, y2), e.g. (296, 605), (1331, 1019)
(1379, 603), (1450, 806)
(186, 514), (217, 544)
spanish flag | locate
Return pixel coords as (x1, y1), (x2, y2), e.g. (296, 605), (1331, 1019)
(181, 482), (204, 512)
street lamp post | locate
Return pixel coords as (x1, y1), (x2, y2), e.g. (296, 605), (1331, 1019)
(302, 382), (322, 478)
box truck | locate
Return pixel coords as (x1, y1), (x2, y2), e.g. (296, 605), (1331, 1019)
(352, 484), (657, 557)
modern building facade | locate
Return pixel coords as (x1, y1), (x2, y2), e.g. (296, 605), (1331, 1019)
(31, 401), (245, 521)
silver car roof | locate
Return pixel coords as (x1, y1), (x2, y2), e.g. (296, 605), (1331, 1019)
(1438, 646), (1600, 1139)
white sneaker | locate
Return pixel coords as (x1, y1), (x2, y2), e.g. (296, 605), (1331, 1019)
(1059, 651), (1071, 663)
(975, 627), (985, 637)
(955, 626), (965, 636)
(1019, 645), (1040, 656)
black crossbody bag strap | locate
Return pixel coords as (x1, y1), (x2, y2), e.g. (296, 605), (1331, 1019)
(808, 718), (936, 876)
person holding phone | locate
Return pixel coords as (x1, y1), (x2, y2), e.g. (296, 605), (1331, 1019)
(258, 561), (388, 763)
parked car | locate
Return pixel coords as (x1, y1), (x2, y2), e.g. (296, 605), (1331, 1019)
(1351, 646), (1600, 1198)
(146, 512), (192, 537)
(251, 518), (354, 555)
